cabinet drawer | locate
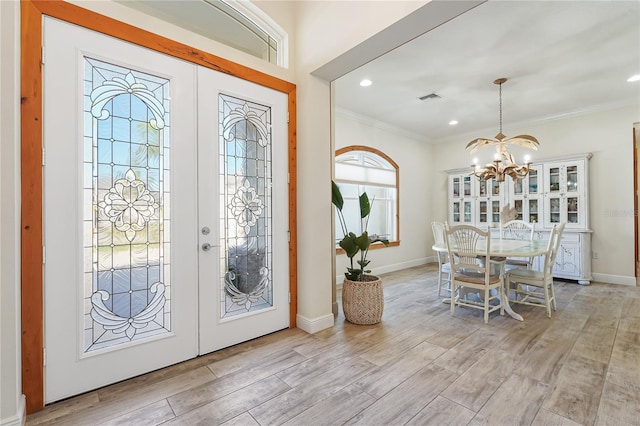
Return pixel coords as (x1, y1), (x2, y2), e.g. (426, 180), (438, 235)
(560, 233), (580, 243)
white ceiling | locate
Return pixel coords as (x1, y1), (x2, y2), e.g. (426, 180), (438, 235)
(333, 0), (640, 143)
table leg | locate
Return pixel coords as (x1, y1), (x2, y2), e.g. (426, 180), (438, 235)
(501, 287), (523, 321)
(500, 265), (523, 321)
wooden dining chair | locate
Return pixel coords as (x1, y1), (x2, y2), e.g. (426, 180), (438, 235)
(501, 219), (535, 270)
(445, 224), (504, 323)
(505, 223), (565, 318)
(431, 221), (451, 297)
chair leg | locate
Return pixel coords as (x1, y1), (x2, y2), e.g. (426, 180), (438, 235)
(450, 283), (456, 317)
(550, 281), (557, 311)
(438, 269), (449, 297)
(484, 287), (490, 324)
(543, 282), (551, 318)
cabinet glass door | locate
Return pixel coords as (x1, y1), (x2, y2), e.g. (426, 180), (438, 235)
(452, 177), (460, 198)
(492, 200), (500, 223)
(549, 167), (561, 193)
(528, 169), (539, 195)
(529, 199), (539, 224)
(567, 196), (579, 224)
(464, 201), (472, 223)
(478, 180), (488, 197)
(514, 199), (523, 220)
(452, 202), (460, 223)
(478, 200), (488, 224)
(566, 165), (578, 193)
(463, 176), (472, 197)
(513, 178), (523, 196)
(491, 179), (500, 197)
(549, 196), (561, 224)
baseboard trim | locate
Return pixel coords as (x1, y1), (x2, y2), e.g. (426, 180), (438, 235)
(336, 257), (431, 284)
(0, 394), (26, 426)
(373, 257), (430, 276)
(296, 313), (334, 334)
(591, 273), (637, 286)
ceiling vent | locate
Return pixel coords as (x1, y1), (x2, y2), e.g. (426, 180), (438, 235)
(419, 93), (441, 101)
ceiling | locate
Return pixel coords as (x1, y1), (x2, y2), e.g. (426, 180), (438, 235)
(333, 0), (640, 143)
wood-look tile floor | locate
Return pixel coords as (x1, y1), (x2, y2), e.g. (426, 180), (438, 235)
(27, 264), (640, 426)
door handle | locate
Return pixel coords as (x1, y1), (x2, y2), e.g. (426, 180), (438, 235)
(202, 243), (212, 251)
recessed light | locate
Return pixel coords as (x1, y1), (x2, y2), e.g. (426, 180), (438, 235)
(449, 120), (459, 126)
(628, 74), (640, 82)
(360, 79), (372, 87)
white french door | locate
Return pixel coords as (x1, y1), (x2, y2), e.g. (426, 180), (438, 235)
(43, 17), (289, 403)
(196, 67), (289, 354)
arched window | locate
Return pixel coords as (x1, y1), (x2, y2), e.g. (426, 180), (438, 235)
(334, 146), (399, 248)
(119, 0), (288, 67)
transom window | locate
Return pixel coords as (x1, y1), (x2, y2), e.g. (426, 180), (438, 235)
(117, 0), (287, 67)
(334, 146), (399, 248)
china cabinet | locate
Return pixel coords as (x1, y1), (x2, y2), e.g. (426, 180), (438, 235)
(446, 153), (592, 284)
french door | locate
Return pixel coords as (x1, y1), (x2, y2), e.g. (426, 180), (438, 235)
(43, 17), (289, 403)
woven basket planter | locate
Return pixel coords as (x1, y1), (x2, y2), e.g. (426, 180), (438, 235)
(342, 275), (384, 325)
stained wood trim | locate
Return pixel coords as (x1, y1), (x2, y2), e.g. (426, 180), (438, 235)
(21, 0), (45, 413)
(21, 0), (297, 413)
(288, 88), (298, 326)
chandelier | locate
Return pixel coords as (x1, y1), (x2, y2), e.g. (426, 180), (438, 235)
(466, 78), (540, 182)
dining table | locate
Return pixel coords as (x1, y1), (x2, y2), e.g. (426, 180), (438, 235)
(432, 236), (549, 321)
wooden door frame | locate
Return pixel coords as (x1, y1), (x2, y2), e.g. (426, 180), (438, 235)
(21, 0), (297, 413)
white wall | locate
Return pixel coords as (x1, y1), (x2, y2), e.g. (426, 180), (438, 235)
(432, 104), (640, 283)
(287, 0), (426, 330)
(334, 111), (435, 282)
(1, 1), (25, 424)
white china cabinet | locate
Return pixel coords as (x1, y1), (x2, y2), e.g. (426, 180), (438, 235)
(446, 153), (592, 284)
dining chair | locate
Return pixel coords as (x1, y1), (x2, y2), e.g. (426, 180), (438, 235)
(505, 223), (565, 318)
(501, 219), (535, 270)
(431, 221), (451, 297)
(445, 224), (504, 324)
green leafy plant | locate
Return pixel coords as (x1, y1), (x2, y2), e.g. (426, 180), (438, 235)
(332, 180), (389, 281)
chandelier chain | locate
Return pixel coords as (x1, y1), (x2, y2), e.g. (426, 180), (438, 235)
(498, 81), (503, 134)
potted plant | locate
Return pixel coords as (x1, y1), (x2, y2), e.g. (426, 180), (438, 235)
(332, 180), (389, 324)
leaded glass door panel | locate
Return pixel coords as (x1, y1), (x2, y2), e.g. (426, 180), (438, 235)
(43, 18), (289, 403)
(197, 67), (289, 355)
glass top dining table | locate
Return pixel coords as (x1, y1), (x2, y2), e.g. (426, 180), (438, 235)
(432, 237), (549, 321)
(431, 238), (549, 258)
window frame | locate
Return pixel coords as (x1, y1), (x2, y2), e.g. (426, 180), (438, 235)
(334, 145), (400, 252)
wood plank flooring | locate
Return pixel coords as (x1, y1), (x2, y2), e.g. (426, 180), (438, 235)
(26, 264), (640, 425)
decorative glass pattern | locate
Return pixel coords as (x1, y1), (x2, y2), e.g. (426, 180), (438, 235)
(219, 94), (273, 319)
(83, 57), (170, 352)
